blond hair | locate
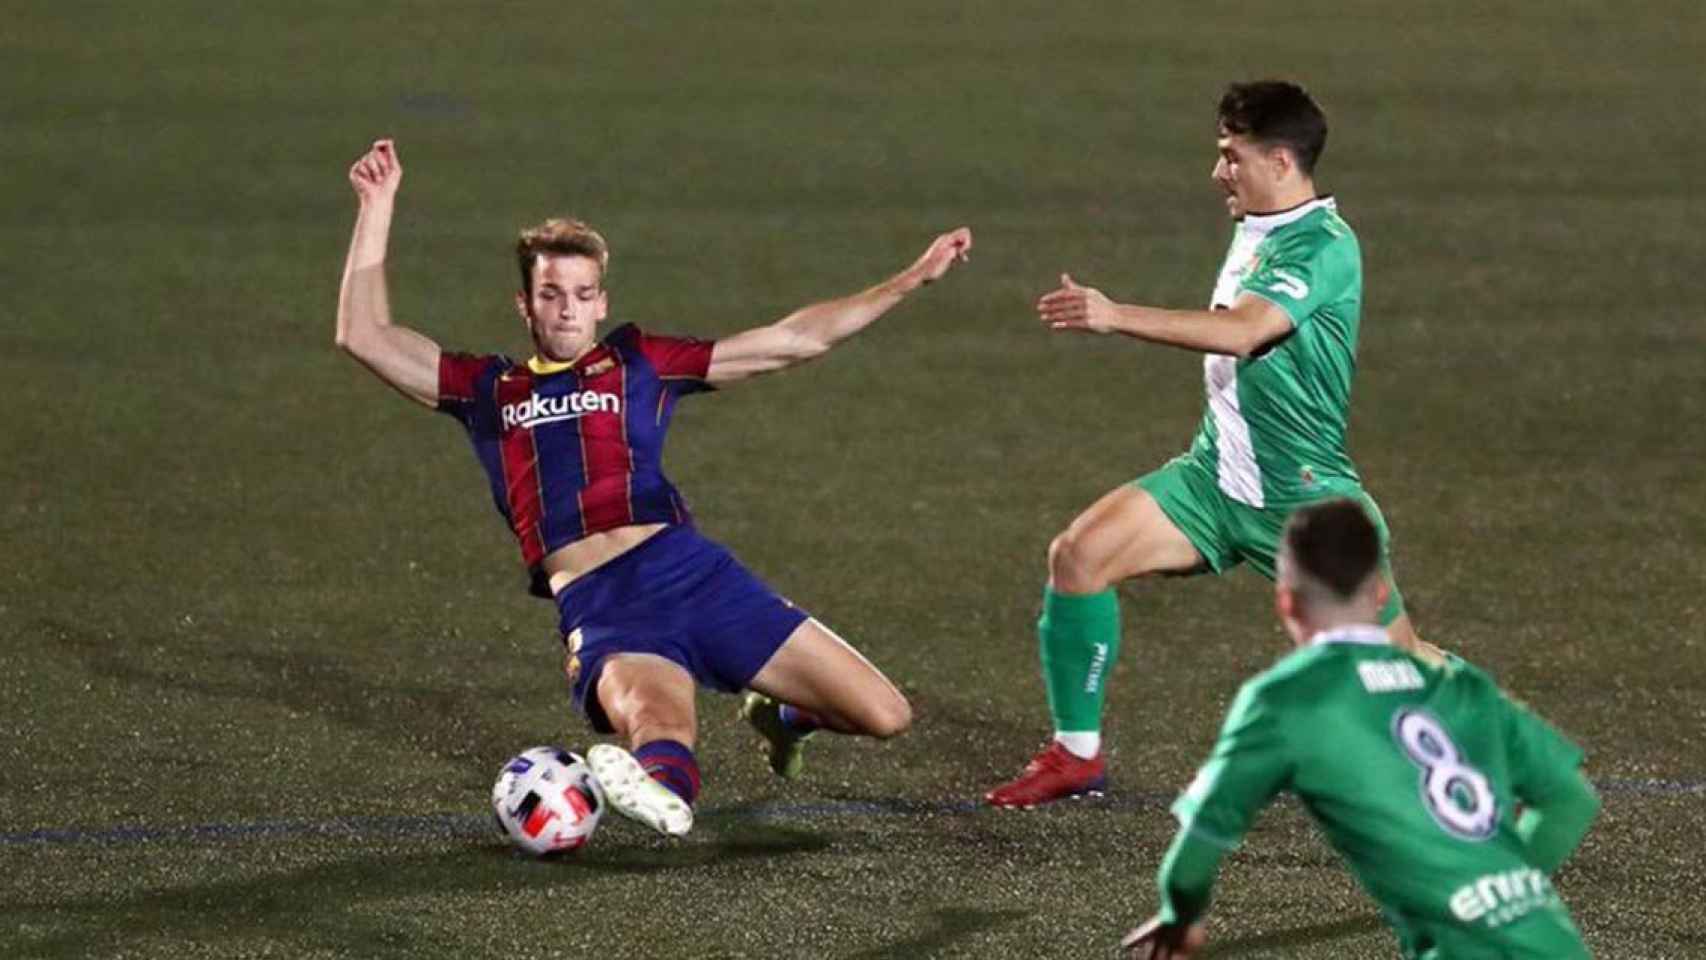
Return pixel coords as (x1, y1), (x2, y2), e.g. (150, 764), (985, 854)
(515, 218), (609, 294)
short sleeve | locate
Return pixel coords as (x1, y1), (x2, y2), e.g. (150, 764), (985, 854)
(1170, 681), (1293, 849)
(1238, 232), (1350, 329)
(1500, 691), (1586, 804)
(438, 352), (501, 418)
(633, 330), (715, 396)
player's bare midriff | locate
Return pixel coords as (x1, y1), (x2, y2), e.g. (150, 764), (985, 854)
(542, 522), (668, 594)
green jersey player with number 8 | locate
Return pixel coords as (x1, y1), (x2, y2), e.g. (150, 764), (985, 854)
(1120, 500), (1598, 960)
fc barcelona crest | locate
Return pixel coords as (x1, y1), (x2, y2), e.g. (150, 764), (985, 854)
(562, 627), (585, 684)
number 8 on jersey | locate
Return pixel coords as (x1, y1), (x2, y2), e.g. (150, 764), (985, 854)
(1392, 708), (1499, 841)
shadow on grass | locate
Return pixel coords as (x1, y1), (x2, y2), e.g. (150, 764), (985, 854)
(845, 907), (1031, 959)
(46, 618), (522, 772)
(1205, 914), (1384, 957)
(3, 822), (832, 959)
(910, 697), (1051, 785)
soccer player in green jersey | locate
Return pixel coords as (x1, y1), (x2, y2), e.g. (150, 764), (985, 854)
(989, 80), (1438, 807)
(1119, 500), (1598, 960)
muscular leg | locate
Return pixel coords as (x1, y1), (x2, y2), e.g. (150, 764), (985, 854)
(745, 619), (912, 739)
(987, 485), (1203, 807)
(1045, 486), (1203, 750)
(1048, 484), (1204, 593)
(1352, 491), (1444, 666)
(587, 653), (702, 834)
(595, 653), (698, 749)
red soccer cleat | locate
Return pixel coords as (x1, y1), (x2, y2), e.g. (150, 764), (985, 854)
(984, 742), (1108, 808)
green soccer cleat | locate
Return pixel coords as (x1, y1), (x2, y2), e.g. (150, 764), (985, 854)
(739, 693), (811, 780)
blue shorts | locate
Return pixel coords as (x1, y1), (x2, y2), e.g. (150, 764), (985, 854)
(554, 524), (809, 733)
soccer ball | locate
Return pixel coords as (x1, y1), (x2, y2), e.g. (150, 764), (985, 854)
(491, 746), (606, 856)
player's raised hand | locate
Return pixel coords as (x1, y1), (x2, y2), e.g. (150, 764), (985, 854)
(1037, 272), (1118, 333)
(1118, 916), (1208, 960)
(349, 139), (403, 206)
(905, 227), (973, 288)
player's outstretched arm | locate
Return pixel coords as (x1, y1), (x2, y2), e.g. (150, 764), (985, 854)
(1037, 277), (1292, 358)
(704, 227), (972, 385)
(336, 139), (442, 408)
(1119, 827), (1218, 958)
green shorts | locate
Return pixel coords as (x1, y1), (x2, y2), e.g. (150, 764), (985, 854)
(1134, 455), (1406, 626)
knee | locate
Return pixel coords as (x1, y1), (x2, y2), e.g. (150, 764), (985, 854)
(1048, 528), (1108, 594)
(863, 693), (913, 740)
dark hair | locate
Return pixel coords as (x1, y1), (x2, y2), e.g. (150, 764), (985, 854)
(1282, 499), (1380, 600)
(1218, 80), (1328, 176)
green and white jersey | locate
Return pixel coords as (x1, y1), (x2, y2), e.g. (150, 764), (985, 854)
(1191, 197), (1364, 508)
(1174, 627), (1590, 959)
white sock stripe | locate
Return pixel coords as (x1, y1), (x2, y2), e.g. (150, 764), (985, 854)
(1053, 732), (1101, 760)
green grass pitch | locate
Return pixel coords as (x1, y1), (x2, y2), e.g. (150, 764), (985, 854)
(4, 2), (1703, 957)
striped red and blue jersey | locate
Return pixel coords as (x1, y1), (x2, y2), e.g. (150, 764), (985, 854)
(436, 322), (715, 595)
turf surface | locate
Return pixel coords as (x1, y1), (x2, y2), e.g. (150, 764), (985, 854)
(4, 2), (1704, 957)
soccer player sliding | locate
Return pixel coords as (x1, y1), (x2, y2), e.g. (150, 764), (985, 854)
(989, 81), (1442, 809)
(1119, 499), (1598, 959)
(336, 138), (972, 837)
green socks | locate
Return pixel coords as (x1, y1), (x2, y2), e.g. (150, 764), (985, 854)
(1038, 586), (1121, 736)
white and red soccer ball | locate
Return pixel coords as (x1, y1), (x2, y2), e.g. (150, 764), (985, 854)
(491, 746), (605, 856)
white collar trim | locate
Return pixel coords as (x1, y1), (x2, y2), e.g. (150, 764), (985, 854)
(1308, 624), (1390, 648)
(1241, 196), (1335, 234)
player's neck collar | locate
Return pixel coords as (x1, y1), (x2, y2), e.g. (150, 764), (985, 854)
(1241, 195), (1334, 232)
(527, 350), (600, 375)
(1308, 623), (1389, 648)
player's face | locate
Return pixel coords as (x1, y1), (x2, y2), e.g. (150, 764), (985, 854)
(1211, 130), (1284, 219)
(518, 254), (609, 362)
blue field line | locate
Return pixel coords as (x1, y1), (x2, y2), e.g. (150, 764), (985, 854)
(1, 777), (1698, 850)
(1, 813), (486, 848)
